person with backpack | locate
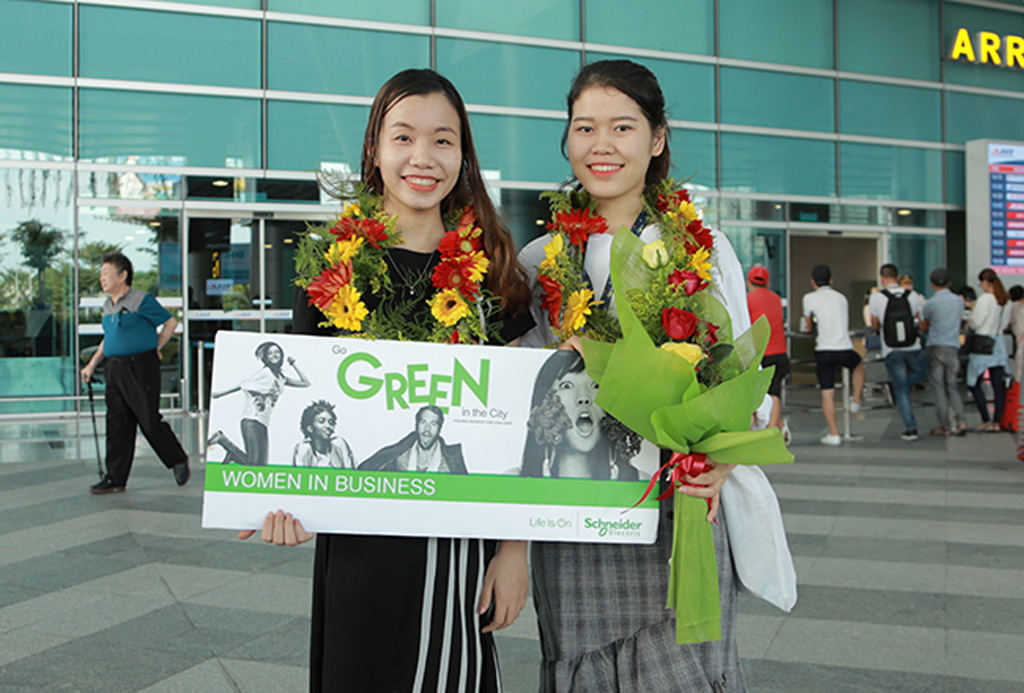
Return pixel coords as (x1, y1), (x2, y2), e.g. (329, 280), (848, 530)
(869, 263), (927, 441)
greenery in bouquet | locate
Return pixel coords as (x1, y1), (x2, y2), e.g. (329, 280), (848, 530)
(294, 181), (500, 344)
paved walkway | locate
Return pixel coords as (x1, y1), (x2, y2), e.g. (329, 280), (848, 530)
(1, 387), (1022, 692)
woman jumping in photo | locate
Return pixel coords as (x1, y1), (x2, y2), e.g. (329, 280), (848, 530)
(207, 341), (310, 466)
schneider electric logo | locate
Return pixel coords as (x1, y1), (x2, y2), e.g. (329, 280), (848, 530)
(583, 517), (644, 538)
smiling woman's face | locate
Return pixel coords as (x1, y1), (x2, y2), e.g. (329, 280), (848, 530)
(552, 370), (606, 453)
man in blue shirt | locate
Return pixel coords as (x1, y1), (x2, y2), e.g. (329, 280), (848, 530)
(80, 252), (189, 493)
(919, 268), (968, 436)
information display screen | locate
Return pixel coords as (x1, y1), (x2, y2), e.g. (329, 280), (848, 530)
(987, 143), (1024, 274)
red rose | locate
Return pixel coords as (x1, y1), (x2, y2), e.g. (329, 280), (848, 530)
(661, 307), (699, 341)
(667, 268), (707, 296)
(705, 321), (720, 346)
(684, 218), (713, 253)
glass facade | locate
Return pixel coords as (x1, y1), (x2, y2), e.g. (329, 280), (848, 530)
(2, 0), (1022, 415)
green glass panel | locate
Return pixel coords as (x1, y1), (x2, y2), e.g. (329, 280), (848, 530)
(80, 7), (260, 88)
(268, 0), (429, 24)
(586, 0), (713, 55)
(836, 0), (939, 81)
(839, 81), (941, 142)
(946, 91), (1024, 145)
(720, 68), (834, 132)
(79, 90), (261, 168)
(721, 134), (835, 197)
(889, 234), (944, 297)
(0, 167), (76, 407)
(840, 143), (942, 203)
(587, 53), (715, 123)
(719, 0), (832, 69)
(469, 114), (568, 182)
(719, 227), (788, 297)
(437, 39), (578, 110)
(944, 4), (1024, 92)
(672, 129), (716, 190)
(437, 0), (578, 41)
(164, 0), (260, 8)
(0, 0), (71, 76)
(268, 24), (428, 96)
(947, 150), (965, 206)
(0, 84), (72, 159)
(267, 101), (368, 173)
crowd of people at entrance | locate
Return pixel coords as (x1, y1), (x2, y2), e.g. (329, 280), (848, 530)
(783, 260), (1024, 455)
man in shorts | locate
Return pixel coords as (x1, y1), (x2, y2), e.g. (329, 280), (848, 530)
(802, 264), (865, 446)
(746, 265), (791, 441)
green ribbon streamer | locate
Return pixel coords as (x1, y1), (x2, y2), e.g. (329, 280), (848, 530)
(582, 228), (794, 645)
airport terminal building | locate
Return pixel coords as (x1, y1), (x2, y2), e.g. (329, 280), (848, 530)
(2, 0), (1024, 416)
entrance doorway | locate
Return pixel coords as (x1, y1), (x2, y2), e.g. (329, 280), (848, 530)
(788, 234), (881, 334)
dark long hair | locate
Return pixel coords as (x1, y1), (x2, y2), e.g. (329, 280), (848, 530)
(520, 351), (640, 480)
(979, 267), (1010, 306)
(561, 59), (672, 187)
(254, 341), (284, 377)
(360, 68), (530, 313)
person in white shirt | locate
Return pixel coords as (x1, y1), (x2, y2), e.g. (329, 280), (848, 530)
(802, 264), (865, 446)
(967, 268), (1012, 432)
(869, 263), (926, 441)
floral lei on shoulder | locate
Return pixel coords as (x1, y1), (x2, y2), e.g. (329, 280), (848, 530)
(536, 179), (728, 383)
(294, 185), (495, 344)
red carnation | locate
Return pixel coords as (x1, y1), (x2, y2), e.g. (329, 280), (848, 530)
(667, 268), (708, 296)
(684, 218), (713, 253)
(661, 307), (699, 341)
(656, 188), (691, 213)
(330, 217), (388, 248)
(306, 262), (353, 311)
(548, 208), (608, 249)
(538, 275), (563, 329)
(431, 255), (481, 296)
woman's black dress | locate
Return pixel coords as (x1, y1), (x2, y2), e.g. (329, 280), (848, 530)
(293, 248), (533, 693)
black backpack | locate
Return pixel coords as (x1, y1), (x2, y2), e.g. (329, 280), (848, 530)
(881, 289), (918, 348)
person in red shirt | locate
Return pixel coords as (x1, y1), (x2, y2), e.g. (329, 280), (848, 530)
(746, 266), (790, 436)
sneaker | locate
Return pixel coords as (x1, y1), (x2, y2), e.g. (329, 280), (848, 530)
(901, 429), (919, 441)
(850, 401), (861, 414)
(781, 418), (792, 445)
(89, 477), (125, 494)
(820, 433), (842, 446)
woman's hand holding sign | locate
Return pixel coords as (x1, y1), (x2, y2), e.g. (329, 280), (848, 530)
(238, 509), (315, 546)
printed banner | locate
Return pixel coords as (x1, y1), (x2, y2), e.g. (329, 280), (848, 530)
(201, 331), (660, 543)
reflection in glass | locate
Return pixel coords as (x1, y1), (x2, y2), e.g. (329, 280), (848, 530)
(0, 168), (75, 412)
(889, 233), (944, 298)
(0, 84), (73, 161)
(78, 170), (182, 200)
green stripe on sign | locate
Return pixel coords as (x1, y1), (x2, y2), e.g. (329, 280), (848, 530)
(204, 465), (657, 509)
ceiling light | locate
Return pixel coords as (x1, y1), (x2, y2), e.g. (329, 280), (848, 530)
(149, 221), (160, 227)
(212, 180), (229, 187)
(896, 209), (912, 216)
(535, 219), (546, 226)
(283, 238), (294, 244)
(264, 244), (272, 249)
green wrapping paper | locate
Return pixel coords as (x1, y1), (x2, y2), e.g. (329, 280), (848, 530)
(582, 228), (794, 644)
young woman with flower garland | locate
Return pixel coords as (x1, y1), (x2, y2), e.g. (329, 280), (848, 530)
(518, 60), (763, 692)
(244, 69), (535, 693)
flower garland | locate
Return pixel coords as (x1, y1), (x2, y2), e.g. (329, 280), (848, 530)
(536, 180), (729, 385)
(294, 186), (496, 344)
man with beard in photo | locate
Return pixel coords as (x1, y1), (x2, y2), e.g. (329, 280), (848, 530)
(359, 405), (468, 474)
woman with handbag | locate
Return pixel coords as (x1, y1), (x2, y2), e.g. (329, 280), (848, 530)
(968, 268), (1012, 432)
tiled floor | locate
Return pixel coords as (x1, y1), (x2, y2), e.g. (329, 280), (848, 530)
(1, 386), (1023, 692)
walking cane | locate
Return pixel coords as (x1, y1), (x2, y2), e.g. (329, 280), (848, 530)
(86, 378), (105, 480)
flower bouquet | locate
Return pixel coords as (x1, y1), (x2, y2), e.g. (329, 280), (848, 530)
(294, 185), (497, 344)
(536, 183), (794, 643)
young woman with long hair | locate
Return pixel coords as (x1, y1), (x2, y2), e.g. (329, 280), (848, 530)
(246, 68), (534, 693)
(519, 59), (757, 692)
(969, 267), (1012, 432)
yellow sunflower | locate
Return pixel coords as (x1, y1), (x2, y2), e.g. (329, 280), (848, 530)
(430, 289), (471, 327)
(326, 283), (368, 331)
(539, 233), (564, 271)
(465, 251), (490, 282)
(326, 236), (364, 265)
(563, 289), (598, 334)
(688, 246), (713, 282)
